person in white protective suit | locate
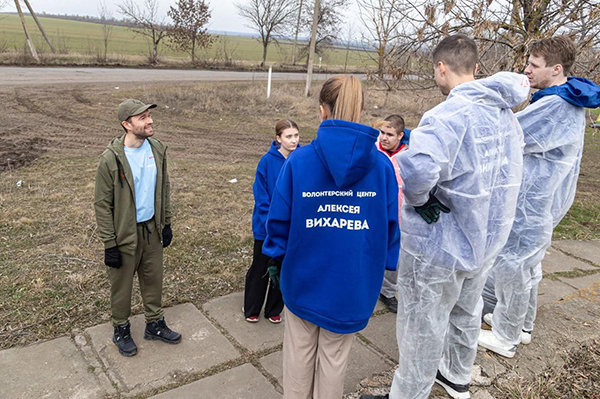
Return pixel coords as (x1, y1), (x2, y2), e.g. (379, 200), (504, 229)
(478, 36), (600, 358)
(362, 34), (530, 399)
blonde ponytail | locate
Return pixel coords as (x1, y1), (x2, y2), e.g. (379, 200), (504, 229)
(319, 75), (364, 123)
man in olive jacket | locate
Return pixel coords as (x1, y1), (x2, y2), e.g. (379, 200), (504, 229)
(94, 99), (180, 357)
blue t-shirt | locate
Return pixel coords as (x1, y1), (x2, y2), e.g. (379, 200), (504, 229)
(124, 139), (156, 223)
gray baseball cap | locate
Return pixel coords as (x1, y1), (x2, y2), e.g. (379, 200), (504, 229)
(118, 99), (157, 122)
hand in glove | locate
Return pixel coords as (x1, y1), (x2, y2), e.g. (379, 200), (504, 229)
(162, 224), (173, 248)
(105, 246), (121, 269)
(268, 258), (282, 287)
(414, 195), (451, 224)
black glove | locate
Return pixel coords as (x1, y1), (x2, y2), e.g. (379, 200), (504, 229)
(162, 224), (173, 248)
(104, 246), (121, 269)
(268, 258), (282, 287)
(414, 195), (451, 224)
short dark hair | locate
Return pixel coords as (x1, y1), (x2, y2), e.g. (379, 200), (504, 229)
(529, 36), (576, 76)
(121, 117), (131, 133)
(432, 35), (478, 75)
(384, 114), (405, 134)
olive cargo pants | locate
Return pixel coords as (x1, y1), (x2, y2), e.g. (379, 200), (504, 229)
(108, 219), (164, 327)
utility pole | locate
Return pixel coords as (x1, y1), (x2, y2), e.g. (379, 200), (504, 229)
(291, 0), (304, 66)
(304, 0), (320, 97)
(23, 0), (55, 53)
(14, 0), (38, 61)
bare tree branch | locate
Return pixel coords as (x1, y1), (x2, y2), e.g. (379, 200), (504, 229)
(98, 0), (114, 63)
(118, 0), (168, 64)
(235, 0), (297, 68)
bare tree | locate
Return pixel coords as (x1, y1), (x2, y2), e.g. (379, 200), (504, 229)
(357, 0), (404, 78)
(391, 0), (600, 77)
(118, 0), (168, 64)
(235, 0), (297, 68)
(167, 0), (214, 63)
(297, 0), (348, 62)
(98, 0), (113, 63)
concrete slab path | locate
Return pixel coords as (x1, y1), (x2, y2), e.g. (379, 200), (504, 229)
(84, 303), (240, 396)
(150, 364), (282, 399)
(2, 240), (600, 398)
(0, 336), (113, 399)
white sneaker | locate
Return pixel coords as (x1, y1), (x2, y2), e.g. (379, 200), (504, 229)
(521, 330), (532, 345)
(483, 313), (492, 327)
(478, 329), (517, 358)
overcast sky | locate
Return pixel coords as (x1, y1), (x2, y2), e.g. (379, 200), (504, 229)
(3, 0), (363, 36)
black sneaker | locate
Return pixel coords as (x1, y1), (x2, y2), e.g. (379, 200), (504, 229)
(435, 370), (470, 399)
(112, 322), (137, 357)
(379, 294), (398, 313)
(360, 394), (389, 399)
(144, 318), (182, 344)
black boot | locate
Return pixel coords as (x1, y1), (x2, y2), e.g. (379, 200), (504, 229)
(113, 322), (137, 357)
(379, 294), (398, 313)
(435, 370), (470, 398)
(361, 394), (389, 399)
(144, 318), (182, 344)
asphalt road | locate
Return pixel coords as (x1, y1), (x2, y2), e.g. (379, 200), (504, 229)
(0, 66), (337, 86)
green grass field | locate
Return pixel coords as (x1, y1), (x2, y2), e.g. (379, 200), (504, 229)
(0, 13), (374, 67)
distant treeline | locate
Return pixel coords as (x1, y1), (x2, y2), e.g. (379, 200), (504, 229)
(3, 12), (130, 27)
(2, 11), (369, 51)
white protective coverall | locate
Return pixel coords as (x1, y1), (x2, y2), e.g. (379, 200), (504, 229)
(482, 263), (542, 333)
(490, 91), (588, 345)
(390, 72), (530, 398)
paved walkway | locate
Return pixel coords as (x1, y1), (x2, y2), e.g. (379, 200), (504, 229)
(2, 240), (600, 398)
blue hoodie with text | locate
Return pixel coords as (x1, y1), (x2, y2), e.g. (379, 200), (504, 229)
(263, 119), (400, 334)
(252, 141), (288, 240)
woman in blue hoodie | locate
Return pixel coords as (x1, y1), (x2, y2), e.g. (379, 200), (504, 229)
(263, 75), (400, 398)
(243, 119), (299, 324)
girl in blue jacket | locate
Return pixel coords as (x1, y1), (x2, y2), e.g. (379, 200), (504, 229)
(243, 119), (300, 323)
(263, 76), (400, 398)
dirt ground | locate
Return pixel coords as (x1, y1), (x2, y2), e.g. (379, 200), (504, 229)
(1, 77), (599, 397)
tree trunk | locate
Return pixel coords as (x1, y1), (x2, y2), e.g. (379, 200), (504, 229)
(191, 37), (196, 63)
(305, 0), (320, 97)
(344, 42), (350, 73)
(292, 0), (304, 65)
(262, 41), (268, 68)
(378, 45), (385, 78)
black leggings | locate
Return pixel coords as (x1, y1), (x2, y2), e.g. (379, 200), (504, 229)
(243, 239), (284, 318)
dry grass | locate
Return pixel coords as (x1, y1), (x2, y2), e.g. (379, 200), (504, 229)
(493, 339), (600, 398)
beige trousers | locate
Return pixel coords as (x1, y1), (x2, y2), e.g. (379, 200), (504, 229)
(283, 308), (355, 399)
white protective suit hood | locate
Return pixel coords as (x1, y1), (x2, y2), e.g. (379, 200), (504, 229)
(398, 72), (530, 272)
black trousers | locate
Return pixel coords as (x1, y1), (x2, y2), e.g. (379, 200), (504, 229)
(243, 239), (284, 318)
